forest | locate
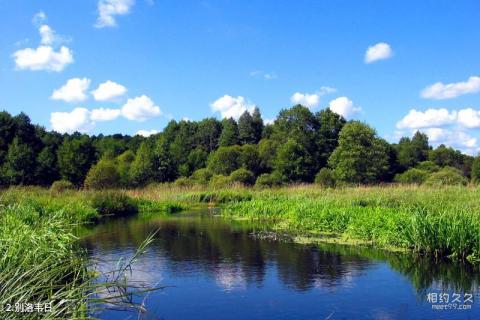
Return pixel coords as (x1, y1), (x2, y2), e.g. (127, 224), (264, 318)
(0, 104), (478, 189)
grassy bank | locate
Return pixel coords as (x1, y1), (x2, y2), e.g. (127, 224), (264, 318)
(0, 187), (182, 318)
(128, 184), (480, 262)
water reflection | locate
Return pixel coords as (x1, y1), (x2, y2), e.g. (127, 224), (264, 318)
(81, 210), (480, 319)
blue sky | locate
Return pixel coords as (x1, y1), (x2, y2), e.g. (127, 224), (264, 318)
(1, 0), (480, 153)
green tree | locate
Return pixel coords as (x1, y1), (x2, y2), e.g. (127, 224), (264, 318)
(219, 118), (239, 147)
(35, 146), (60, 185)
(428, 144), (464, 168)
(251, 107), (264, 143)
(396, 131), (430, 170)
(84, 159), (121, 189)
(229, 168), (256, 186)
(238, 111), (257, 144)
(116, 150), (135, 186)
(57, 135), (96, 185)
(314, 168), (336, 188)
(207, 146), (242, 175)
(316, 108), (346, 167)
(258, 138), (278, 172)
(129, 141), (156, 186)
(1, 137), (36, 185)
(328, 121), (389, 184)
(471, 156), (480, 184)
(186, 148), (208, 175)
(240, 144), (261, 175)
(274, 138), (314, 182)
(195, 118), (222, 152)
(0, 111), (16, 164)
(154, 138), (176, 182)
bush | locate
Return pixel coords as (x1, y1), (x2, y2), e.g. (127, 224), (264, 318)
(471, 157), (480, 184)
(173, 176), (194, 187)
(415, 161), (440, 172)
(90, 191), (138, 217)
(191, 168), (213, 185)
(229, 168), (255, 186)
(255, 171), (284, 188)
(84, 160), (121, 189)
(314, 168), (336, 188)
(209, 175), (231, 188)
(50, 180), (75, 193)
(394, 168), (429, 184)
(424, 167), (468, 186)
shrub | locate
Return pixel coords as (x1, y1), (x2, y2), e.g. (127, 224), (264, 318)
(255, 171), (284, 188)
(84, 160), (121, 189)
(229, 168), (255, 186)
(191, 168), (213, 185)
(50, 180), (75, 193)
(90, 191), (138, 217)
(209, 174), (231, 188)
(52, 180), (74, 192)
(314, 168), (336, 188)
(471, 157), (480, 184)
(394, 168), (429, 184)
(173, 176), (194, 187)
(424, 167), (468, 186)
(415, 161), (440, 173)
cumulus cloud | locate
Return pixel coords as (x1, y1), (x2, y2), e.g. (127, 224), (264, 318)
(421, 76), (480, 100)
(13, 13), (73, 72)
(32, 11), (47, 25)
(396, 107), (480, 154)
(50, 108), (94, 133)
(328, 96), (361, 118)
(95, 0), (135, 28)
(290, 87), (336, 109)
(121, 95), (161, 121)
(51, 78), (91, 103)
(396, 108), (457, 129)
(92, 80), (127, 101)
(136, 129), (159, 137)
(364, 42), (393, 63)
(210, 95), (255, 119)
(91, 108), (121, 121)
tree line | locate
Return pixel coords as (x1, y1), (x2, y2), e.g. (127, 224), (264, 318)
(0, 105), (478, 189)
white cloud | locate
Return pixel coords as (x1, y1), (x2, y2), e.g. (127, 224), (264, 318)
(32, 11), (47, 25)
(290, 87), (336, 109)
(364, 42), (393, 63)
(50, 108), (94, 133)
(95, 0), (135, 28)
(51, 78), (91, 103)
(457, 108), (480, 128)
(91, 108), (121, 121)
(328, 96), (361, 118)
(92, 80), (127, 101)
(210, 95), (255, 119)
(291, 92), (320, 108)
(13, 13), (73, 72)
(13, 46), (73, 72)
(421, 76), (480, 100)
(121, 95), (161, 121)
(263, 118), (275, 125)
(136, 129), (158, 137)
(396, 108), (457, 129)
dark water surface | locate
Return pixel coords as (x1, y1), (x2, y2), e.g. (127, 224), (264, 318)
(81, 210), (480, 320)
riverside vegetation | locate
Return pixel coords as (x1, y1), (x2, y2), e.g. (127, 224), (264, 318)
(2, 104), (480, 317)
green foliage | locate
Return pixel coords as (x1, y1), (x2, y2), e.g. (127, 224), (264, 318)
(274, 139), (314, 182)
(257, 138), (278, 172)
(471, 157), (480, 184)
(394, 168), (429, 184)
(129, 141), (156, 186)
(89, 191), (138, 217)
(396, 132), (430, 170)
(255, 171), (285, 188)
(1, 137), (36, 185)
(50, 180), (75, 193)
(316, 108), (346, 167)
(314, 168), (336, 188)
(57, 135), (96, 185)
(219, 118), (240, 147)
(240, 144), (261, 175)
(429, 144), (465, 169)
(209, 174), (232, 188)
(191, 168), (213, 185)
(238, 109), (262, 144)
(116, 150), (135, 186)
(173, 176), (194, 187)
(328, 121), (389, 184)
(84, 159), (121, 189)
(229, 168), (255, 186)
(424, 167), (468, 186)
(207, 146), (241, 175)
(415, 161), (439, 172)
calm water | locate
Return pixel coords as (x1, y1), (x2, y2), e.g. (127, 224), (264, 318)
(81, 210), (480, 320)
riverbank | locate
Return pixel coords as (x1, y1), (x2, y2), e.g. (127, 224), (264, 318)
(128, 184), (480, 263)
(0, 187), (182, 318)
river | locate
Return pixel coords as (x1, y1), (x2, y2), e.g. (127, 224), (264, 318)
(81, 209), (480, 319)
